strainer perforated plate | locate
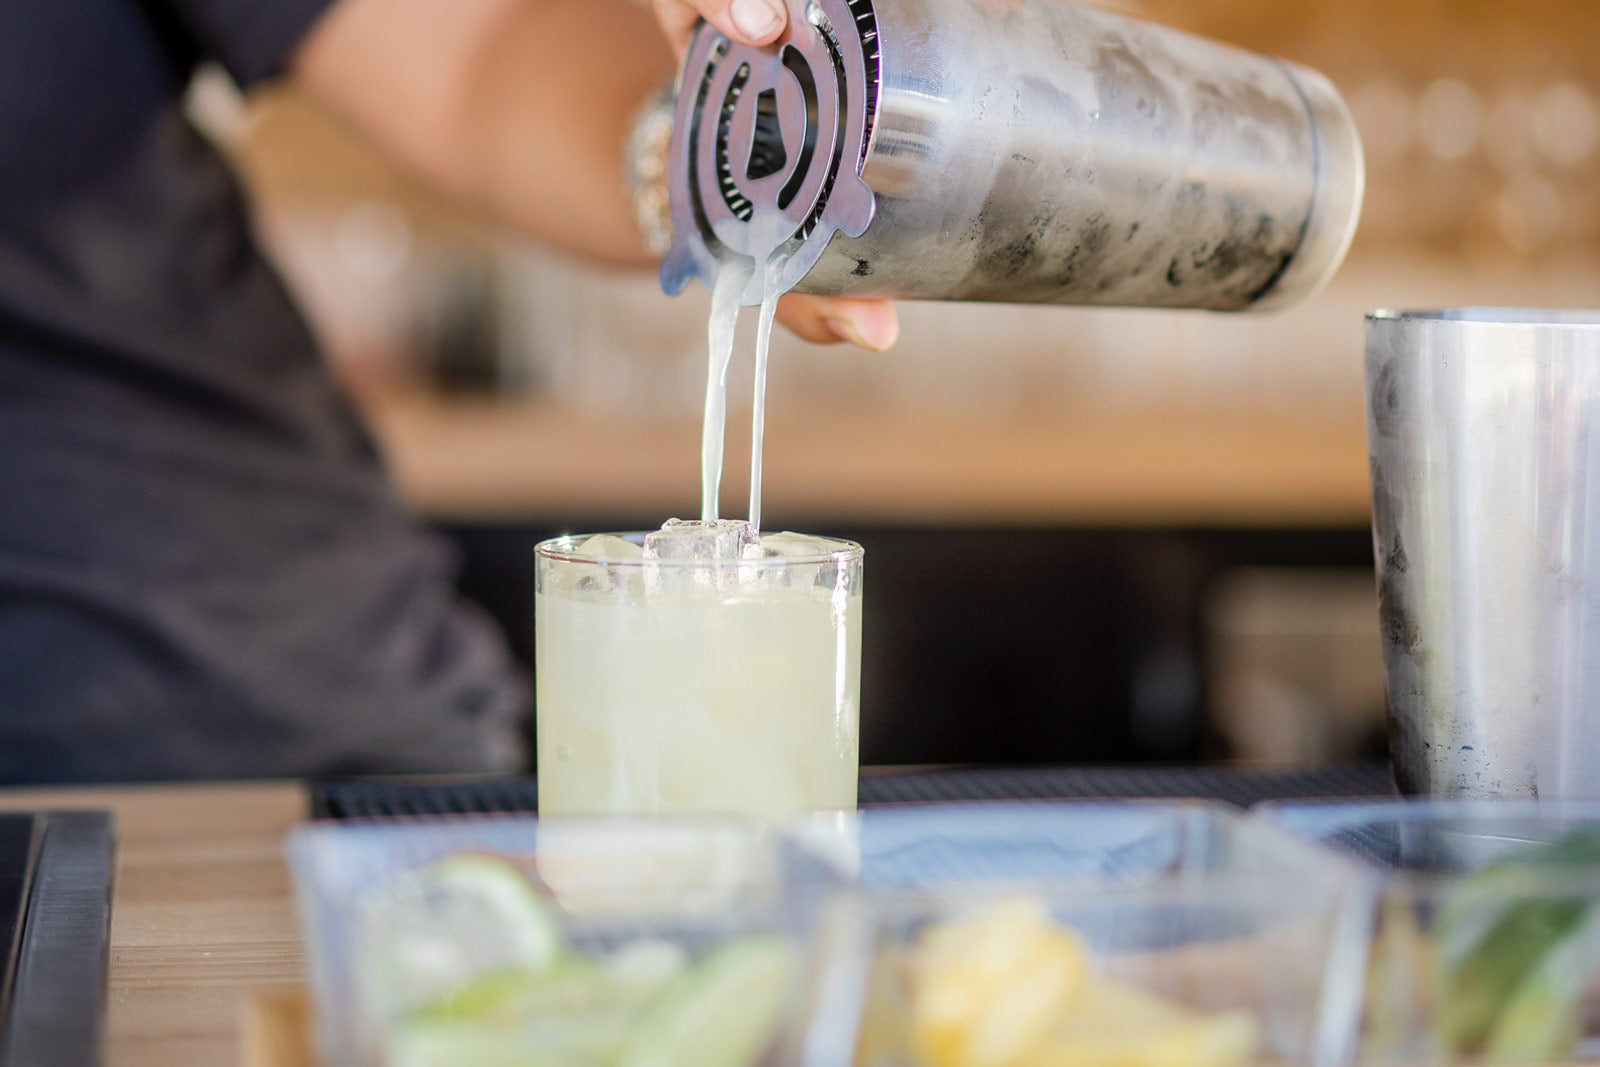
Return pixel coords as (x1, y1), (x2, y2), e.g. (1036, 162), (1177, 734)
(660, 0), (881, 305)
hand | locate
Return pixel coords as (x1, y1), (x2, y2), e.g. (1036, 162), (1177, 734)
(650, 0), (900, 350)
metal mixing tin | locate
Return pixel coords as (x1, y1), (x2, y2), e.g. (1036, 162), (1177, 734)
(660, 0), (1364, 311)
(1366, 309), (1600, 798)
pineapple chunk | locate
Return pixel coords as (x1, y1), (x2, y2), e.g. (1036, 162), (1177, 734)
(901, 900), (1258, 1067)
(1029, 981), (1257, 1067)
(910, 898), (1090, 1067)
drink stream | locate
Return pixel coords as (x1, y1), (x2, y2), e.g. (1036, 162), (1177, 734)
(699, 264), (748, 522)
(700, 246), (788, 534)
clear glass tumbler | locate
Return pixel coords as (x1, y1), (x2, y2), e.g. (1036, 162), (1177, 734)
(534, 531), (863, 819)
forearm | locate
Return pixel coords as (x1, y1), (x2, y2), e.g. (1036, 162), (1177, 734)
(292, 0), (900, 349)
(293, 0), (676, 266)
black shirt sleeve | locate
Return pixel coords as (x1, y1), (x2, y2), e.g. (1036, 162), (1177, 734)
(157, 0), (338, 87)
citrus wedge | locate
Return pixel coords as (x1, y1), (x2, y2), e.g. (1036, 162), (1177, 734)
(618, 933), (796, 1067)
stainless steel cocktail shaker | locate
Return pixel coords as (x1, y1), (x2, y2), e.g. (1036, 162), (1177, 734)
(659, 0), (1364, 311)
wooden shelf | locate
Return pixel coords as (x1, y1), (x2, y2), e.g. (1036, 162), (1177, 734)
(360, 388), (1373, 529)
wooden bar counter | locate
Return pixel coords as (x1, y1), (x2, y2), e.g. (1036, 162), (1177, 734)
(0, 782), (309, 1067)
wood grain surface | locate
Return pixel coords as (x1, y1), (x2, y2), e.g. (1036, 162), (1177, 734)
(0, 782), (310, 1067)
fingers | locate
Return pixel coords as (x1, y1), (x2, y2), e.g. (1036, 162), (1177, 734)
(651, 0), (787, 58)
(776, 294), (900, 351)
(646, 2), (890, 353)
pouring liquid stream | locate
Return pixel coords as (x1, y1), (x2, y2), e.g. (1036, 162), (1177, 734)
(699, 263), (747, 522)
(699, 244), (788, 534)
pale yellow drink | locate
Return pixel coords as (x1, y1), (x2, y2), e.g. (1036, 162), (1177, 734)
(535, 529), (862, 819)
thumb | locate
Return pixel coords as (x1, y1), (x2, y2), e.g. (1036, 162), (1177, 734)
(652, 0), (786, 59)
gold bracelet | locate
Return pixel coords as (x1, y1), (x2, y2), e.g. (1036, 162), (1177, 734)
(624, 81), (676, 256)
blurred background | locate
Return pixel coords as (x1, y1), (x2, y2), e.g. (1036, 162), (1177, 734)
(201, 0), (1600, 768)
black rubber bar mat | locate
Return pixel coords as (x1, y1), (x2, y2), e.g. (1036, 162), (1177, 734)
(310, 764), (1396, 820)
(0, 810), (114, 1067)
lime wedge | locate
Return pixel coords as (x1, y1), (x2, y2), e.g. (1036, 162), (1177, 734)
(388, 1020), (598, 1067)
(618, 934), (797, 1067)
(358, 853), (563, 1018)
(410, 949), (688, 1063)
(414, 958), (613, 1025)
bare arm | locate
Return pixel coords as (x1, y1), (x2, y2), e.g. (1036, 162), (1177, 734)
(291, 0), (898, 348)
(292, 0), (671, 265)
